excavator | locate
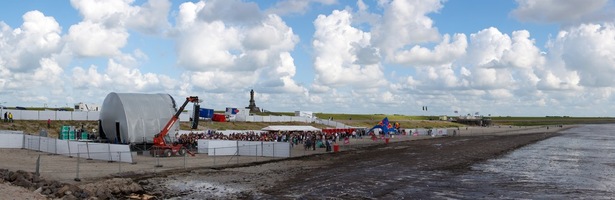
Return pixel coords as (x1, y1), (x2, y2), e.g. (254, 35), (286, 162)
(151, 96), (199, 157)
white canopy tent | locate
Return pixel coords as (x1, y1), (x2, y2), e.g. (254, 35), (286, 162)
(261, 126), (321, 132)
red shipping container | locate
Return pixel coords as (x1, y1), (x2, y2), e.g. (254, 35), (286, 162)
(212, 113), (226, 122)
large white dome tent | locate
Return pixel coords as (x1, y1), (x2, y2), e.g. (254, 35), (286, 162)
(100, 92), (178, 144)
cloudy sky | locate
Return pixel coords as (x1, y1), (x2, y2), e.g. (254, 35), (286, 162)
(1, 0), (615, 117)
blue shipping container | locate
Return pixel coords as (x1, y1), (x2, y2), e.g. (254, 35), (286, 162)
(199, 108), (214, 118)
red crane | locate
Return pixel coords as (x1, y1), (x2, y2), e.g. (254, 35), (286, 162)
(151, 96), (199, 157)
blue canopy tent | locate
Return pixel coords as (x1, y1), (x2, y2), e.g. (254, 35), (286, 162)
(367, 117), (398, 135)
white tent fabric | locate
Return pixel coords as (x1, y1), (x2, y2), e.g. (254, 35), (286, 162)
(261, 126), (321, 132)
(100, 92), (178, 144)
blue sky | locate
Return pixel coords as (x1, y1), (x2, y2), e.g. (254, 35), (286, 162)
(1, 0), (615, 117)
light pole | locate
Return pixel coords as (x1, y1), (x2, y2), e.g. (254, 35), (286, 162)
(0, 101), (6, 122)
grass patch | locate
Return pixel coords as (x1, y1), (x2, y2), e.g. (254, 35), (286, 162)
(0, 120), (97, 138)
(339, 119), (461, 129)
(314, 113), (429, 121)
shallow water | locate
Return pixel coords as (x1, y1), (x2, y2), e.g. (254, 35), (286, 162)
(436, 124), (615, 199)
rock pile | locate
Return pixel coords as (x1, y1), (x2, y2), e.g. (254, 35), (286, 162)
(0, 169), (145, 199)
(0, 169), (88, 199)
(80, 178), (144, 199)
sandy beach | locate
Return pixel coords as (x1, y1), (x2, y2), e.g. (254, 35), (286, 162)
(0, 125), (569, 199)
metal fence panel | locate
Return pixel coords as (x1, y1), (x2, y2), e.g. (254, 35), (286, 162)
(39, 111), (55, 120)
(87, 112), (100, 120)
(20, 110), (39, 120)
(208, 140), (237, 156)
(24, 135), (39, 151)
(0, 133), (24, 148)
(109, 144), (133, 163)
(197, 140), (209, 154)
(55, 140), (70, 155)
(72, 112), (88, 121)
(87, 143), (111, 160)
(39, 137), (55, 153)
(57, 112), (72, 121)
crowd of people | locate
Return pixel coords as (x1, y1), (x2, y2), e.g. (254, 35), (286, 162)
(173, 129), (370, 151)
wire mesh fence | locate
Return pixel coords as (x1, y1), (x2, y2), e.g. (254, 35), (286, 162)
(4, 133), (437, 183)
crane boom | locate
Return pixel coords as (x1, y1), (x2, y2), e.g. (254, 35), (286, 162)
(152, 96), (199, 157)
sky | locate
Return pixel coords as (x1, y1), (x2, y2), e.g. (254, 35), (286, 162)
(1, 0), (615, 117)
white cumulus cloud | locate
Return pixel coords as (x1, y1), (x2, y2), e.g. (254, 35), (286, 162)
(72, 58), (177, 92)
(393, 33), (468, 66)
(372, 0), (443, 59)
(175, 0), (305, 94)
(548, 23), (615, 87)
(66, 21), (128, 57)
(511, 0), (609, 23)
(312, 9), (386, 90)
(266, 0), (337, 16)
(0, 11), (62, 72)
(67, 0), (171, 57)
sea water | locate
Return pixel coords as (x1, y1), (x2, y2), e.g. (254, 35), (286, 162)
(439, 124), (615, 199)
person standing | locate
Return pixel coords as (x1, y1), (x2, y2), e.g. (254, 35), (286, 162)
(325, 138), (331, 152)
(312, 134), (316, 151)
(8, 112), (13, 123)
(3, 112), (6, 122)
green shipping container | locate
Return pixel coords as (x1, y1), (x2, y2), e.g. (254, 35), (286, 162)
(81, 131), (88, 140)
(60, 126), (70, 140)
(69, 130), (75, 140)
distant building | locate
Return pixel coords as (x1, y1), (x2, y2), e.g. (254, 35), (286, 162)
(74, 102), (100, 111)
(453, 117), (492, 126)
(295, 111), (313, 118)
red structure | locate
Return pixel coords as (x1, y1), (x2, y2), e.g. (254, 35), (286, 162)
(321, 128), (355, 135)
(212, 113), (226, 122)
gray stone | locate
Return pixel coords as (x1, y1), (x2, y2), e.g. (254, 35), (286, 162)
(42, 188), (53, 195)
(13, 176), (32, 188)
(62, 193), (78, 200)
(111, 185), (121, 194)
(57, 185), (71, 196)
(8, 171), (18, 182)
(34, 187), (43, 193)
(32, 175), (40, 183)
(95, 189), (106, 198)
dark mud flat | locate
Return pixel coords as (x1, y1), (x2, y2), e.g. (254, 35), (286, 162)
(141, 132), (561, 199)
(254, 132), (560, 199)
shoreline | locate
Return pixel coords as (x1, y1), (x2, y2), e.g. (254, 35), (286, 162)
(0, 125), (574, 199)
(142, 125), (572, 199)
